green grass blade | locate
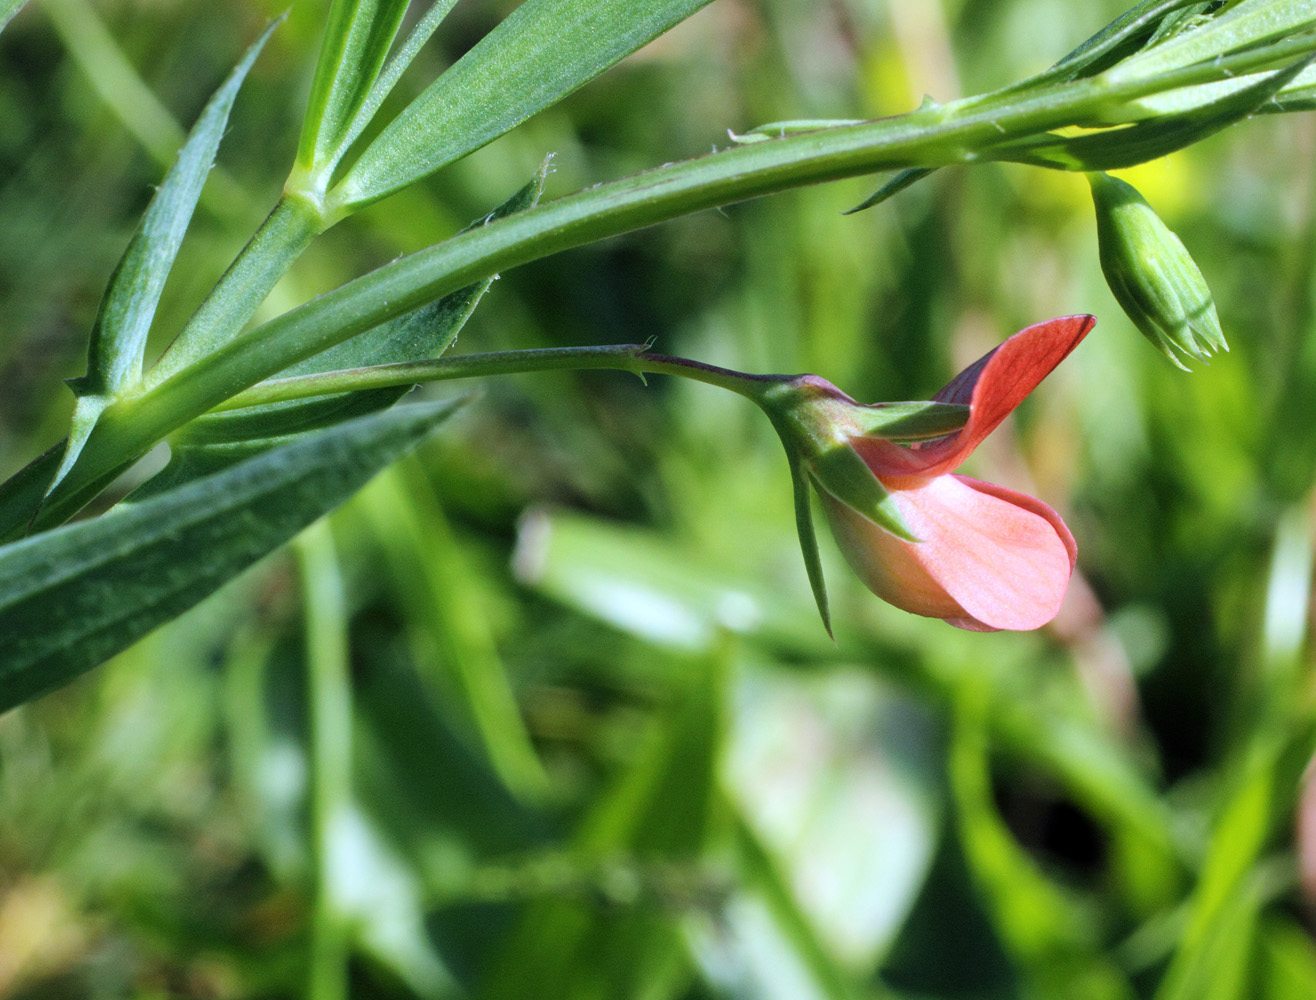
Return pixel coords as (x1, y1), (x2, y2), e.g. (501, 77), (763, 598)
(483, 644), (725, 999)
(0, 399), (466, 713)
(331, 0), (717, 212)
(43, 0), (183, 168)
(297, 522), (353, 1000)
(361, 461), (550, 801)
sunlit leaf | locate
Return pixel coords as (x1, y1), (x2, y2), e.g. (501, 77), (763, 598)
(992, 56), (1315, 171)
(331, 0), (717, 210)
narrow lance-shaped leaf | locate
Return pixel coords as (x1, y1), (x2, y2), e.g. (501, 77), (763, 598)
(788, 454), (832, 638)
(990, 55), (1316, 171)
(0, 399), (466, 714)
(320, 0), (463, 186)
(1048, 0), (1206, 80)
(844, 167), (935, 216)
(129, 166), (548, 501)
(47, 19), (280, 499)
(331, 0), (718, 212)
(293, 0), (412, 189)
(1106, 0), (1316, 84)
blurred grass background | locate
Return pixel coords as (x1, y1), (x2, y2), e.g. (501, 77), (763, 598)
(3, 0), (1316, 997)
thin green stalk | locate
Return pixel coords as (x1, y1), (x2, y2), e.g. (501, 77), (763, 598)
(297, 521), (352, 1000)
(21, 31), (1316, 532)
(211, 345), (781, 411)
(149, 195), (325, 385)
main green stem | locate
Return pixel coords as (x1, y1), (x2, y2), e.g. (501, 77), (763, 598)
(14, 34), (1315, 534)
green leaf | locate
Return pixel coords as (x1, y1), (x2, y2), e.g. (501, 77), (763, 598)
(1154, 740), (1282, 1000)
(296, 0), (463, 196)
(1122, 60), (1316, 119)
(295, 0), (411, 184)
(515, 509), (834, 655)
(1261, 918), (1316, 998)
(331, 0), (717, 212)
(46, 19), (279, 500)
(991, 56), (1316, 171)
(1049, 0), (1206, 81)
(843, 167), (936, 215)
(483, 643), (725, 1000)
(0, 0), (27, 31)
(788, 455), (831, 638)
(950, 681), (1137, 999)
(356, 460), (550, 800)
(0, 399), (466, 713)
(133, 169), (546, 499)
(293, 0), (468, 196)
(75, 18), (278, 397)
(1107, 0), (1316, 84)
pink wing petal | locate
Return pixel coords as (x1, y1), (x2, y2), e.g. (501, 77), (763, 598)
(821, 473), (1075, 632)
(853, 315), (1095, 481)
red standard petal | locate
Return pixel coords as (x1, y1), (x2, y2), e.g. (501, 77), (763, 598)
(852, 315), (1095, 481)
(821, 473), (1075, 632)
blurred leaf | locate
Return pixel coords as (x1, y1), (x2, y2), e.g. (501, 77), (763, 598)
(298, 521), (353, 1000)
(358, 460), (549, 800)
(332, 0), (718, 210)
(42, 0), (184, 167)
(950, 680), (1136, 999)
(1261, 918), (1316, 998)
(713, 815), (870, 1000)
(481, 644), (726, 1000)
(1154, 739), (1288, 1000)
(514, 508), (830, 656)
(325, 802), (459, 998)
(46, 19), (279, 499)
(0, 399), (466, 712)
(721, 669), (943, 981)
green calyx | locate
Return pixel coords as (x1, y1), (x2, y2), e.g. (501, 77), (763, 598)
(758, 374), (971, 543)
(753, 374), (968, 633)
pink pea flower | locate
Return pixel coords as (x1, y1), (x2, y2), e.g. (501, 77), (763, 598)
(819, 315), (1095, 632)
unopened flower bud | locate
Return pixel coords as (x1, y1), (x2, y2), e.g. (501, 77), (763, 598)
(1088, 171), (1226, 370)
